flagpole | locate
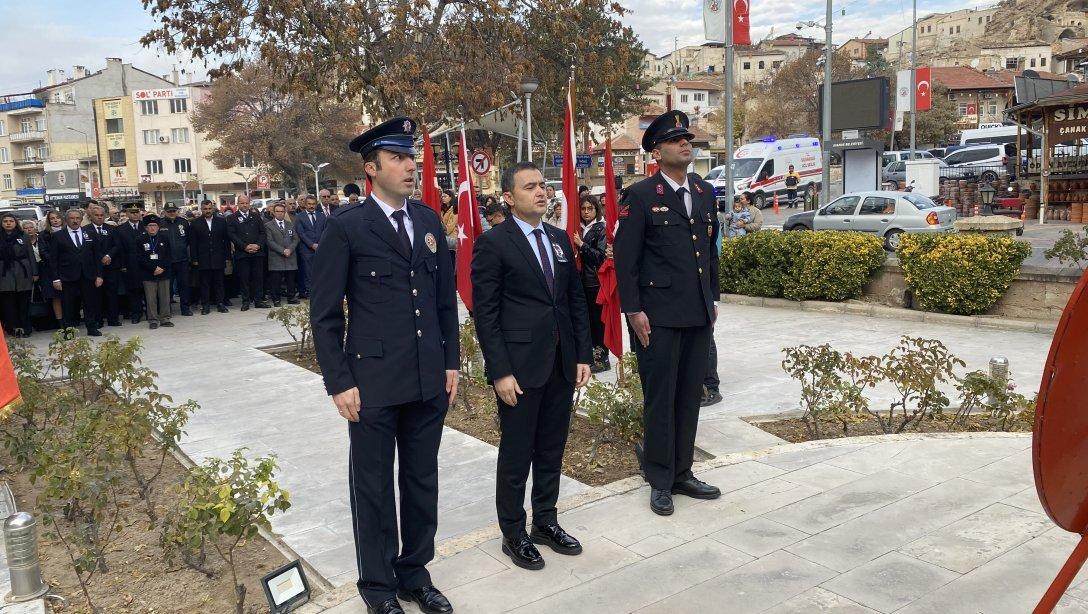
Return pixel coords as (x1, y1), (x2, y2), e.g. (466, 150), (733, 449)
(909, 0), (917, 160)
(724, 0), (735, 215)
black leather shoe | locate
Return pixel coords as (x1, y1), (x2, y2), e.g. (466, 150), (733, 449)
(240, 303), (250, 311)
(255, 301), (271, 308)
(107, 320), (122, 327)
(672, 477), (721, 500)
(366, 598), (405, 614)
(149, 322), (159, 330)
(650, 488), (674, 516)
(160, 321), (175, 327)
(224, 299), (233, 306)
(397, 586), (453, 614)
(530, 524), (582, 555)
(287, 298), (300, 305)
(700, 389), (723, 407)
(272, 300), (282, 307)
(201, 307), (211, 315)
(217, 305), (229, 313)
(180, 309), (194, 316)
(502, 533), (545, 570)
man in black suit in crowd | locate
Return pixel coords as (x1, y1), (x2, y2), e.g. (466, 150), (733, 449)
(614, 110), (722, 516)
(48, 208), (103, 337)
(189, 200), (232, 314)
(116, 205), (146, 323)
(294, 195), (325, 299)
(310, 117), (459, 614)
(226, 194), (269, 310)
(83, 203), (122, 327)
(160, 202), (194, 316)
(471, 161), (592, 571)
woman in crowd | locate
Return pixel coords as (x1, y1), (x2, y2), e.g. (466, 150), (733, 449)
(574, 194), (609, 372)
(39, 210), (64, 328)
(440, 190), (458, 267)
(0, 213), (37, 337)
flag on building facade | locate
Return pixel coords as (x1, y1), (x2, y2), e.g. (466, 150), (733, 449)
(561, 79), (581, 268)
(420, 126), (442, 214)
(455, 127), (483, 311)
(596, 135), (623, 359)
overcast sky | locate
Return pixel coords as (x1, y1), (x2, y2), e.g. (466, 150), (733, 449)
(1, 0), (990, 93)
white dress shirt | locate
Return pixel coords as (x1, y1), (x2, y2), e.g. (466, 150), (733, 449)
(373, 195), (413, 247)
(659, 171), (692, 217)
(511, 214), (555, 275)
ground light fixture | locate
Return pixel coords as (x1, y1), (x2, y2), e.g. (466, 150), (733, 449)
(261, 559), (311, 613)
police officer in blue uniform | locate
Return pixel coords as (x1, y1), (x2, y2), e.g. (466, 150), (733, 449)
(614, 110), (722, 516)
(310, 117), (460, 614)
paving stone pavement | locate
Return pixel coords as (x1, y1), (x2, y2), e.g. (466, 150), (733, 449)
(315, 434), (1088, 614)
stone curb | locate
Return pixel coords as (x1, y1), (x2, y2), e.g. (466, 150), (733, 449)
(303, 431), (1031, 613)
(720, 294), (1058, 334)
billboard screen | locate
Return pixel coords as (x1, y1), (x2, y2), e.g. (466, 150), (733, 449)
(820, 77), (889, 132)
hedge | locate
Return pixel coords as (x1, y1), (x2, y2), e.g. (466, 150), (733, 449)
(720, 231), (886, 301)
(897, 233), (1032, 315)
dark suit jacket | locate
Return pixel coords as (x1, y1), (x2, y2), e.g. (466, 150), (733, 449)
(115, 221), (145, 282)
(471, 217), (593, 388)
(82, 223), (122, 279)
(310, 198), (459, 407)
(48, 226), (103, 283)
(295, 209), (326, 256)
(227, 210), (267, 259)
(613, 171), (720, 328)
(189, 216), (231, 271)
(135, 231), (173, 281)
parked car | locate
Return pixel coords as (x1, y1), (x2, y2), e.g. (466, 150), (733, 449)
(0, 205), (47, 222)
(928, 148), (949, 159)
(782, 191), (956, 250)
(881, 150), (936, 167)
(941, 143), (1014, 182)
(882, 159), (948, 190)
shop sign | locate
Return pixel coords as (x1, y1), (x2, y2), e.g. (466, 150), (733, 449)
(109, 167), (129, 185)
(99, 186), (140, 198)
(106, 134), (125, 150)
(102, 99), (123, 119)
(133, 88), (189, 100)
(1048, 103), (1088, 142)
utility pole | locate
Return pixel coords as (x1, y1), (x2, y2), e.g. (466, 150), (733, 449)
(724, 0), (735, 211)
(822, 4), (833, 206)
(909, 0), (917, 160)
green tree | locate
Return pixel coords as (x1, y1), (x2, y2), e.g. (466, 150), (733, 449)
(743, 50), (864, 138)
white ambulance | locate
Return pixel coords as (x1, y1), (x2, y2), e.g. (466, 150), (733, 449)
(705, 136), (823, 209)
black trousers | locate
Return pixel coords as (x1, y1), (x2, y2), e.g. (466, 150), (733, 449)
(297, 252), (315, 297)
(95, 272), (121, 325)
(61, 277), (101, 333)
(495, 355), (574, 539)
(704, 336), (719, 392)
(630, 323), (710, 490)
(123, 272), (144, 319)
(348, 393), (446, 606)
(0, 290), (31, 335)
(197, 269), (225, 307)
(267, 270), (296, 302)
(583, 283), (606, 363)
(234, 256), (264, 304)
(169, 262), (190, 310)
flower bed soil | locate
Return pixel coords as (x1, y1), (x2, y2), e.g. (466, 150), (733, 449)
(748, 409), (1035, 444)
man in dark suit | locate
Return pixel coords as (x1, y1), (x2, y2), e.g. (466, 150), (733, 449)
(614, 110), (722, 516)
(311, 117), (459, 614)
(160, 202), (194, 316)
(116, 205), (145, 323)
(471, 161), (592, 571)
(227, 194), (269, 310)
(294, 194), (325, 298)
(189, 200), (231, 314)
(48, 208), (103, 337)
(83, 203), (122, 327)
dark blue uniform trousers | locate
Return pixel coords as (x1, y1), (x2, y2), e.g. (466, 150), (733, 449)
(348, 393), (446, 606)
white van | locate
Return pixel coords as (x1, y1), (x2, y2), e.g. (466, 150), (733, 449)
(960, 125), (1018, 147)
(705, 136), (823, 209)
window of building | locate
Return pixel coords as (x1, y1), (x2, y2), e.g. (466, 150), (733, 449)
(708, 65), (716, 73)
(694, 93), (705, 101)
(988, 103), (998, 116)
(109, 149), (126, 167)
(28, 175), (42, 188)
(956, 26), (961, 33)
(174, 158), (192, 174)
(0, 121), (5, 136)
(240, 152), (255, 168)
(1005, 57), (1019, 69)
(773, 61), (782, 68)
(171, 127), (189, 143)
(35, 118), (45, 131)
(140, 100), (159, 115)
(0, 148), (7, 163)
(743, 62), (751, 69)
(758, 61), (765, 69)
(143, 129), (161, 145)
(169, 98), (188, 113)
(1, 175), (10, 190)
(958, 103), (970, 115)
(105, 118), (123, 134)
(37, 145), (48, 159)
(19, 119), (31, 133)
(23, 146), (33, 160)
(1041, 57), (1047, 66)
(987, 15), (991, 22)
(146, 160), (163, 175)
(978, 17), (981, 23)
(1030, 58), (1037, 67)
(680, 94), (689, 103)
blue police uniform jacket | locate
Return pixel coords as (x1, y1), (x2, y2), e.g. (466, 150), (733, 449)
(310, 196), (460, 407)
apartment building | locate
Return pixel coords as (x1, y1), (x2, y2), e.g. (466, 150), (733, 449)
(886, 7), (999, 66)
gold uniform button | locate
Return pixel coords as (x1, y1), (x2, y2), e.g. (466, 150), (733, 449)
(412, 289), (418, 296)
(417, 330), (422, 337)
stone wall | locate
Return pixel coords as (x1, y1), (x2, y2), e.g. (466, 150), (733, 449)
(861, 263), (1081, 321)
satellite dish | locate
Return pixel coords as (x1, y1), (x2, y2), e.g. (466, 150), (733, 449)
(1024, 69), (1041, 79)
(1068, 73), (1083, 83)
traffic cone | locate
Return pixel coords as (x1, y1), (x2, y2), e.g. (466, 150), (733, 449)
(773, 193), (780, 215)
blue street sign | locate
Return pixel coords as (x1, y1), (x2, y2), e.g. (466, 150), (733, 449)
(576, 155), (591, 169)
(552, 155), (563, 167)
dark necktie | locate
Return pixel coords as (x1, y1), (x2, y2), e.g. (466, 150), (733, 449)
(532, 229), (554, 296)
(309, 213), (315, 226)
(391, 210), (412, 257)
(677, 186), (690, 217)
(278, 221), (284, 231)
(71, 229), (82, 247)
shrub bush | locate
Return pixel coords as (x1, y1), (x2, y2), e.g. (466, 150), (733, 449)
(897, 233), (1032, 315)
(720, 231), (885, 301)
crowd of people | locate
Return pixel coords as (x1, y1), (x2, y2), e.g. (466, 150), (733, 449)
(0, 185), (369, 338)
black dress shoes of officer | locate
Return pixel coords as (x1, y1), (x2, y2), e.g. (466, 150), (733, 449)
(180, 309), (194, 316)
(272, 300), (282, 308)
(650, 488), (674, 516)
(86, 329), (103, 337)
(396, 585), (453, 614)
(287, 298), (300, 305)
(160, 321), (175, 328)
(366, 597), (405, 614)
(149, 322), (159, 330)
(201, 306), (211, 315)
(217, 304), (229, 313)
(700, 388), (723, 407)
(672, 477), (721, 500)
(255, 301), (271, 308)
(502, 533), (545, 570)
(240, 303), (250, 311)
(530, 524), (583, 555)
(108, 319), (122, 326)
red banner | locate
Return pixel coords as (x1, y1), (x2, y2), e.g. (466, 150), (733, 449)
(916, 66), (932, 112)
(597, 136), (623, 359)
(734, 0), (751, 46)
(455, 128), (483, 311)
(0, 328), (20, 414)
(420, 126), (441, 214)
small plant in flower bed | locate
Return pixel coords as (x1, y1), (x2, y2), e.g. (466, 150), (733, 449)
(582, 352), (643, 467)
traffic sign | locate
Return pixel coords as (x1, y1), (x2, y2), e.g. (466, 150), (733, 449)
(256, 173), (271, 190)
(471, 150), (492, 176)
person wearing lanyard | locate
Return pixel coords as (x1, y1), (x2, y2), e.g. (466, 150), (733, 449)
(138, 215), (174, 329)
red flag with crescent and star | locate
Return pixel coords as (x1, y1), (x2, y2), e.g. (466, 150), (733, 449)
(455, 127), (483, 311)
(0, 328), (21, 417)
(596, 135), (623, 359)
(734, 0), (751, 46)
(916, 66), (932, 112)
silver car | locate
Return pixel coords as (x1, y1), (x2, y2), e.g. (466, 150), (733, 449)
(881, 159), (947, 191)
(792, 191), (956, 250)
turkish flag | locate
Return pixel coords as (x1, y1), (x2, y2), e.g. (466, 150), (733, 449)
(916, 66), (932, 112)
(733, 0), (751, 46)
(420, 125), (441, 214)
(455, 128), (483, 311)
(597, 136), (623, 359)
(0, 328), (20, 415)
(561, 81), (581, 269)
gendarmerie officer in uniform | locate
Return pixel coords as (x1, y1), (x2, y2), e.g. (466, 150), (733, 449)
(226, 194), (269, 310)
(471, 161), (593, 571)
(310, 117), (460, 614)
(614, 110), (722, 516)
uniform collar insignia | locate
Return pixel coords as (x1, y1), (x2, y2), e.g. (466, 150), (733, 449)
(656, 184), (665, 195)
(694, 183), (704, 194)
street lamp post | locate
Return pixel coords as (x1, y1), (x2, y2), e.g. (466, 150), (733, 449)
(234, 170), (256, 196)
(797, 12), (834, 207)
(302, 162), (329, 196)
(521, 78), (539, 162)
(64, 126), (91, 198)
